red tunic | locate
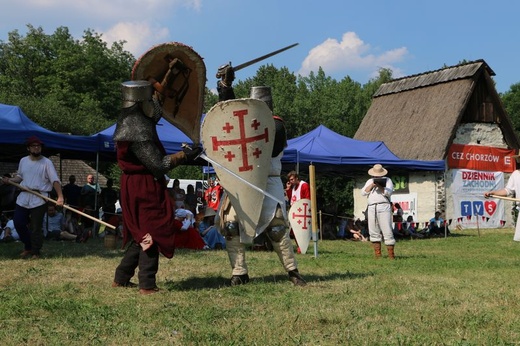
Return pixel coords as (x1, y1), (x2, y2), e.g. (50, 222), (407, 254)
(204, 184), (223, 211)
(286, 181), (311, 205)
(117, 141), (179, 258)
(173, 226), (207, 250)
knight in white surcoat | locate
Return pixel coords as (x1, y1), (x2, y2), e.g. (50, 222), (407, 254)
(216, 86), (306, 287)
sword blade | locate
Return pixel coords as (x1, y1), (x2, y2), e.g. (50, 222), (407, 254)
(200, 153), (285, 206)
(232, 43), (299, 72)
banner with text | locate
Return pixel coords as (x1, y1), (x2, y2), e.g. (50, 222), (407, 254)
(451, 169), (505, 228)
(391, 193), (417, 221)
(448, 144), (516, 172)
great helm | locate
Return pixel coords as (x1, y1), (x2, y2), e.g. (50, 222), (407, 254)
(121, 80), (153, 108)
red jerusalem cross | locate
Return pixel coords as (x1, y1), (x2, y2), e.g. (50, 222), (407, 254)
(211, 109), (269, 172)
(291, 202), (311, 229)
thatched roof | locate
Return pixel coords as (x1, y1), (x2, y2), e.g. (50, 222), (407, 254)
(354, 59), (519, 161)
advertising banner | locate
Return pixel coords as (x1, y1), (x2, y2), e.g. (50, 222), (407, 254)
(448, 144), (516, 172)
(451, 169), (505, 228)
(391, 193), (418, 221)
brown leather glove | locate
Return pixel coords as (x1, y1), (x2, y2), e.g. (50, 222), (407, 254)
(169, 152), (186, 167)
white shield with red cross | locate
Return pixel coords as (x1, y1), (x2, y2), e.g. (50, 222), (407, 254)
(201, 99), (274, 240)
(289, 198), (312, 254)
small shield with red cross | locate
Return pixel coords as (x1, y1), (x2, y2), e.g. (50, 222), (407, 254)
(201, 99), (274, 240)
(289, 198), (312, 254)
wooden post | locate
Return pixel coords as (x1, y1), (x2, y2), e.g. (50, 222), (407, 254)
(309, 164), (318, 258)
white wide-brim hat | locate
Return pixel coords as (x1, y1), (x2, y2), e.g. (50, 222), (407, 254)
(204, 207), (216, 218)
(368, 164), (388, 177)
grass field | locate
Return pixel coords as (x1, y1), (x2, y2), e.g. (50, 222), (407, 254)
(1, 228), (520, 345)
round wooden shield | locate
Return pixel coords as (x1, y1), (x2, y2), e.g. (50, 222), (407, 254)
(132, 42), (206, 144)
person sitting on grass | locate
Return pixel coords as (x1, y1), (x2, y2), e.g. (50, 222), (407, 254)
(42, 204), (77, 241)
(173, 208), (209, 250)
(429, 211), (450, 236)
(402, 215), (423, 239)
(198, 207), (226, 250)
(1, 215), (20, 242)
(62, 209), (91, 243)
(348, 217), (367, 241)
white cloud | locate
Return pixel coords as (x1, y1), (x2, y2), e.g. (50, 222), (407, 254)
(9, 0), (201, 56)
(299, 32), (408, 79)
(102, 21), (169, 56)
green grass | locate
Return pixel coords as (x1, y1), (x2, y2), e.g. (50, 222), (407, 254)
(1, 229), (520, 345)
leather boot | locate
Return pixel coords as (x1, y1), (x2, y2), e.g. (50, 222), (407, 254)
(387, 245), (395, 260)
(372, 242), (382, 258)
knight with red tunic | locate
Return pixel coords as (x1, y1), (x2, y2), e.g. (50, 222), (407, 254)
(112, 43), (204, 295)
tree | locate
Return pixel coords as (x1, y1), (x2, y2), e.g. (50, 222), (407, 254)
(0, 25), (134, 135)
(501, 83), (520, 133)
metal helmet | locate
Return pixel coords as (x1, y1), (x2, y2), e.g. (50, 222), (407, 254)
(250, 86), (273, 111)
(121, 80), (153, 108)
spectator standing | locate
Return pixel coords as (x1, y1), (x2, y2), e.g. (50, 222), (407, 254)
(285, 171), (311, 253)
(81, 174), (101, 211)
(204, 176), (223, 211)
(100, 178), (119, 216)
(171, 179), (186, 209)
(361, 164), (396, 259)
(285, 171), (310, 206)
(1, 136), (64, 258)
(184, 184), (198, 215)
(394, 203), (404, 219)
(62, 175), (82, 208)
(0, 173), (18, 216)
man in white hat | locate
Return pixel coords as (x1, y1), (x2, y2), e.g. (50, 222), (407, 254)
(198, 207), (226, 249)
(361, 164), (396, 259)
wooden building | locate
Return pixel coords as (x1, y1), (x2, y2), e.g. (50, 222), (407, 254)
(353, 60), (520, 228)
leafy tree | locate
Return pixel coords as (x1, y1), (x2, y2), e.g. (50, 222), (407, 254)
(0, 25), (407, 221)
(501, 83), (520, 133)
(203, 87), (219, 113)
(0, 25), (134, 135)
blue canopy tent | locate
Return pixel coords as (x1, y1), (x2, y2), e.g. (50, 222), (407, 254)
(282, 125), (445, 173)
(0, 103), (100, 162)
(94, 117), (213, 173)
(94, 117), (197, 160)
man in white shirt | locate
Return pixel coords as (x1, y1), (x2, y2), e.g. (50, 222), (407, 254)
(1, 136), (64, 258)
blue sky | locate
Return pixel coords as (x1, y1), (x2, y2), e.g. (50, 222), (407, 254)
(1, 0), (519, 93)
